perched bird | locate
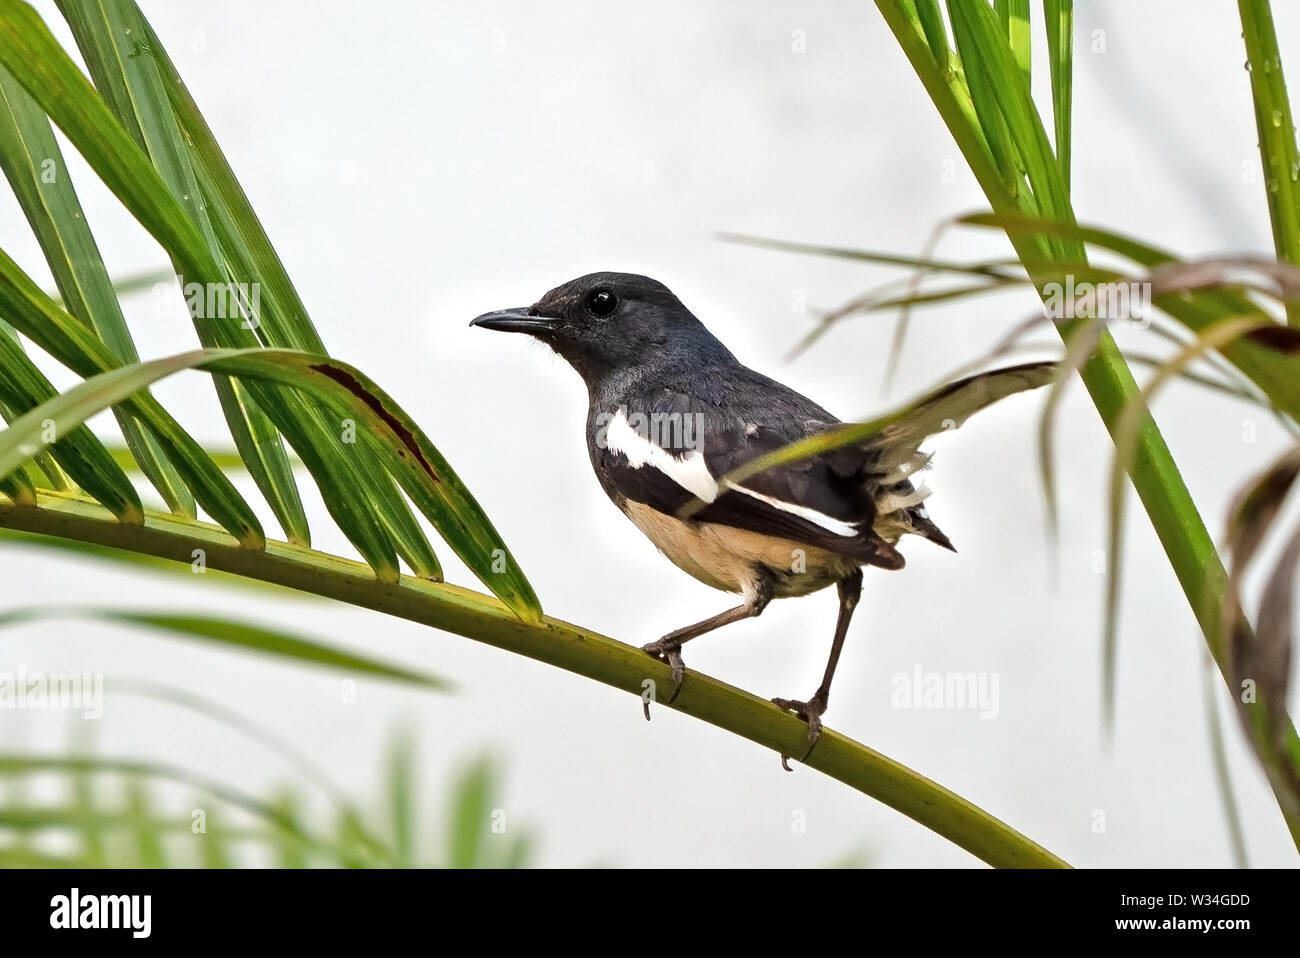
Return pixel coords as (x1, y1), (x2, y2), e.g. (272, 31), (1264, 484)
(472, 272), (1052, 758)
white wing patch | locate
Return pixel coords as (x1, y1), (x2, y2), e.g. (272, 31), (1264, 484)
(725, 484), (860, 537)
(604, 409), (719, 502)
(604, 408), (860, 538)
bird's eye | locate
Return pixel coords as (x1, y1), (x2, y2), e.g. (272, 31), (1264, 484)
(585, 289), (618, 317)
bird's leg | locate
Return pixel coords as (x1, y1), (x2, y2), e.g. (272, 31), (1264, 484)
(773, 567), (863, 768)
(642, 573), (773, 718)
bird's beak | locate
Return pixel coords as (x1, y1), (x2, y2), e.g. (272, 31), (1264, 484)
(469, 307), (556, 335)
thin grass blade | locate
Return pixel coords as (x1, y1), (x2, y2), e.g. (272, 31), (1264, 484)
(0, 63), (194, 516)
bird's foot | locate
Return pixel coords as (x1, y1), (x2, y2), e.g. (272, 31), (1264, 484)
(641, 638), (686, 719)
(771, 691), (828, 770)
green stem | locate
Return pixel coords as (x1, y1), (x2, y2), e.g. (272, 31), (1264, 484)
(0, 493), (1069, 869)
(1240, 0), (1300, 326)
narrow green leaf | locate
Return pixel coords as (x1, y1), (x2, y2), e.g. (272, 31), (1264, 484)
(0, 385), (67, 491)
(292, 398), (444, 580)
(948, 1), (1026, 198)
(266, 407), (399, 580)
(69, 735), (108, 866)
(105, 443), (255, 473)
(837, 275), (1025, 314)
(0, 60), (195, 515)
(270, 792), (308, 868)
(1043, 0), (1073, 190)
(1201, 650), (1249, 867)
(0, 347), (540, 618)
(0, 246), (263, 544)
(913, 0), (952, 66)
(0, 605), (455, 689)
(953, 1), (1068, 227)
(893, 1), (997, 169)
(387, 730), (417, 867)
(213, 375), (310, 546)
(718, 231), (1026, 279)
(0, 325), (141, 521)
(1240, 0), (1300, 325)
(123, 778), (166, 866)
(995, 0), (1031, 90)
(198, 807), (232, 868)
(447, 757), (492, 868)
(502, 833), (532, 869)
(0, 460), (34, 504)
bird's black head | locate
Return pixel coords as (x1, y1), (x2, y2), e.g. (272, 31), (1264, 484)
(470, 272), (734, 383)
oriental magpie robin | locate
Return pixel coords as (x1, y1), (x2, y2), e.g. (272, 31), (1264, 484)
(472, 272), (1052, 758)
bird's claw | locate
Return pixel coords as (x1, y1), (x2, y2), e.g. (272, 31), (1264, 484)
(641, 639), (686, 719)
(772, 693), (828, 769)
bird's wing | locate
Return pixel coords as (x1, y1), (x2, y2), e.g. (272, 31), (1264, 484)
(593, 383), (903, 568)
(594, 361), (1056, 569)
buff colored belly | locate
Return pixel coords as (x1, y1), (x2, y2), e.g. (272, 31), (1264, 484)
(621, 499), (858, 598)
